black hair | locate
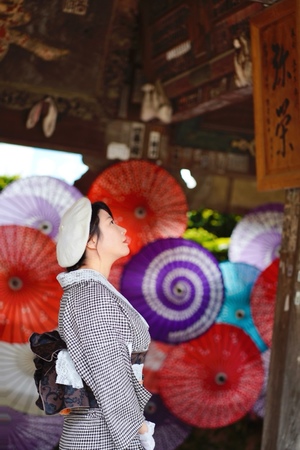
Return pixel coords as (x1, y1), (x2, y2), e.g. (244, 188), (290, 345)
(66, 201), (114, 272)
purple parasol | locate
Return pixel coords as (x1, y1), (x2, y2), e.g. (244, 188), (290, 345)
(228, 203), (283, 271)
(0, 406), (63, 450)
(120, 237), (224, 343)
(1, 176), (82, 240)
(0, 194), (61, 240)
(144, 394), (192, 450)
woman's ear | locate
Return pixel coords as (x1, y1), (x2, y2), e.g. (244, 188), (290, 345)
(86, 236), (97, 250)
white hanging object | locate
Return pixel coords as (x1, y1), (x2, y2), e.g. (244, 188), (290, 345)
(140, 81), (172, 124)
(140, 84), (157, 122)
(43, 97), (58, 137)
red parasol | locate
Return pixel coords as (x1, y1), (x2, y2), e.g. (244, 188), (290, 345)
(87, 160), (188, 255)
(143, 340), (174, 394)
(0, 225), (62, 343)
(250, 258), (279, 348)
(108, 255), (130, 291)
(158, 323), (264, 428)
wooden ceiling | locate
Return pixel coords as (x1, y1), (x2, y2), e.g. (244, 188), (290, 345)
(0, 0), (282, 210)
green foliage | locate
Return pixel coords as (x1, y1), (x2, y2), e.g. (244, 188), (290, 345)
(0, 175), (19, 192)
(183, 228), (230, 262)
(187, 208), (241, 238)
(184, 209), (241, 261)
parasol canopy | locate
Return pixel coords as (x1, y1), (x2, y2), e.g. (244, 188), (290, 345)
(216, 261), (267, 352)
(144, 394), (192, 450)
(0, 341), (44, 415)
(228, 203), (283, 271)
(250, 258), (279, 348)
(252, 348), (271, 418)
(121, 237), (224, 343)
(158, 323), (264, 428)
(0, 406), (63, 450)
(1, 175), (82, 241)
(87, 160), (188, 255)
(143, 340), (174, 394)
(0, 225), (62, 343)
(0, 194), (62, 240)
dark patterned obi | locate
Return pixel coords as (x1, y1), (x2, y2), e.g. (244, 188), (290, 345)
(29, 330), (147, 416)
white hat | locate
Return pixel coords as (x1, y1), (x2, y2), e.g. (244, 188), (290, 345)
(56, 197), (92, 268)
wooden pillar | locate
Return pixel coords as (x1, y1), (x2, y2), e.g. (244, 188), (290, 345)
(261, 188), (300, 449)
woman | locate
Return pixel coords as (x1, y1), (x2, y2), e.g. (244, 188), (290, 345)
(55, 197), (155, 450)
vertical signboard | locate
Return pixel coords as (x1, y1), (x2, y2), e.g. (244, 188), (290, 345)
(251, 0), (300, 190)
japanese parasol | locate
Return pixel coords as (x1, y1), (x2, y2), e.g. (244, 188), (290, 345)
(143, 340), (174, 394)
(250, 258), (279, 348)
(0, 194), (62, 241)
(0, 406), (63, 450)
(144, 394), (192, 450)
(0, 341), (43, 415)
(1, 175), (82, 240)
(87, 160), (188, 255)
(120, 237), (224, 343)
(252, 348), (271, 418)
(216, 261), (267, 352)
(0, 225), (62, 343)
(158, 323), (264, 428)
(228, 203), (283, 271)
(108, 255), (130, 291)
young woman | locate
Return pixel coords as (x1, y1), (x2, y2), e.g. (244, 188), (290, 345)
(55, 197), (155, 450)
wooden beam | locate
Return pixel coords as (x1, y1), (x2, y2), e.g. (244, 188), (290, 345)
(261, 188), (300, 449)
(0, 106), (106, 157)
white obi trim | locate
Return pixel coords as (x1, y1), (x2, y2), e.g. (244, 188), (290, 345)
(132, 363), (144, 382)
(56, 349), (83, 389)
(127, 342), (144, 382)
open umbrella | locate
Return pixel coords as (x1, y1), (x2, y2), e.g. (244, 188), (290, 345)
(108, 255), (130, 291)
(87, 160), (188, 255)
(0, 194), (62, 240)
(250, 258), (279, 348)
(0, 341), (43, 415)
(252, 348), (271, 418)
(143, 340), (174, 394)
(228, 203), (283, 271)
(121, 237), (224, 343)
(1, 176), (82, 240)
(158, 323), (264, 428)
(144, 394), (192, 450)
(0, 225), (62, 343)
(216, 261), (267, 352)
(0, 406), (63, 450)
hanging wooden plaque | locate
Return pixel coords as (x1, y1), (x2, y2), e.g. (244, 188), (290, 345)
(251, 0), (300, 191)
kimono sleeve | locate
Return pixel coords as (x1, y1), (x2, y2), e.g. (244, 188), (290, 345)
(63, 282), (146, 449)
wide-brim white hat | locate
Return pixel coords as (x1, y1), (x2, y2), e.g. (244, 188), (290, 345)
(56, 197), (91, 268)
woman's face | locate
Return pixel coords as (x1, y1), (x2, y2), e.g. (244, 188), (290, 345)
(96, 209), (130, 261)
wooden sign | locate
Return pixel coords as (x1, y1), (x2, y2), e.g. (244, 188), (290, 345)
(251, 0), (300, 190)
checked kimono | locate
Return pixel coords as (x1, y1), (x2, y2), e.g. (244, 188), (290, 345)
(56, 269), (152, 450)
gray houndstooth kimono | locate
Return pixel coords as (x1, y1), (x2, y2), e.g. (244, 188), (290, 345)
(57, 269), (152, 450)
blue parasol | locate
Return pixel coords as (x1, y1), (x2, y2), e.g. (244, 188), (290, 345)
(216, 261), (267, 352)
